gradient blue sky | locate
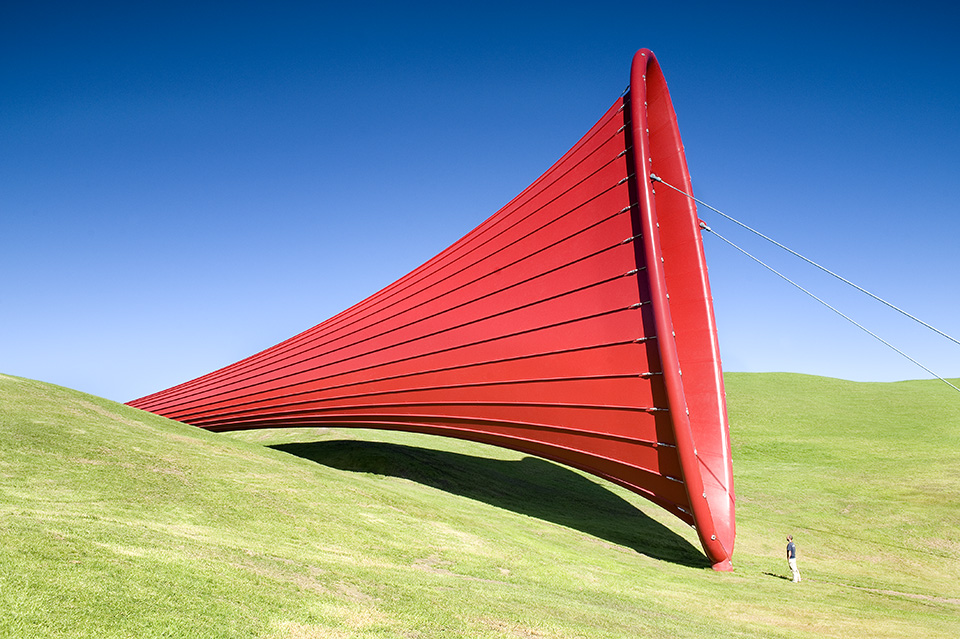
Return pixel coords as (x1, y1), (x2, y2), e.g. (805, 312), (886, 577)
(3, 1), (958, 402)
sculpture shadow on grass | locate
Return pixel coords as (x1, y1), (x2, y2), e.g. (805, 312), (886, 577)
(272, 439), (711, 569)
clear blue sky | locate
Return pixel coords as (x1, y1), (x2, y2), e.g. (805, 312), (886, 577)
(3, 1), (958, 402)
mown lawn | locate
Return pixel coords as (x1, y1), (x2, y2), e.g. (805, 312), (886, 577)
(1, 371), (957, 637)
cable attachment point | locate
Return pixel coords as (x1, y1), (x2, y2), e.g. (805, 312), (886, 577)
(649, 173), (664, 183)
(699, 220), (712, 232)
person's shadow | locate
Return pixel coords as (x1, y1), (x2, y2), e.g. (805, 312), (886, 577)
(272, 438), (711, 569)
(763, 572), (792, 581)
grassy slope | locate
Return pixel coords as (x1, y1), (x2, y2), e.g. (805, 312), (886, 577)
(1, 371), (958, 638)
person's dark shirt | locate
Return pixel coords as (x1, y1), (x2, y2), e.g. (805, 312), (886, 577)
(787, 541), (796, 559)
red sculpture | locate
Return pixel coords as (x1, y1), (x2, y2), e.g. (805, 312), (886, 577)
(129, 49), (735, 571)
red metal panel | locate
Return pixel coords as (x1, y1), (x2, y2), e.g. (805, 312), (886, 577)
(128, 50), (735, 571)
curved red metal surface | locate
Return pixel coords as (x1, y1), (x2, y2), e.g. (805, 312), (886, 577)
(128, 49), (735, 570)
(628, 50), (734, 570)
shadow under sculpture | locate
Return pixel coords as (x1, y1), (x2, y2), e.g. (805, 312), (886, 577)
(274, 439), (711, 569)
(128, 49), (735, 571)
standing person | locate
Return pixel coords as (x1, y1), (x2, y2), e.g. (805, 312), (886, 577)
(786, 535), (801, 582)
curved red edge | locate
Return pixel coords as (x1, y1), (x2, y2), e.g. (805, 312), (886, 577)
(629, 49), (735, 571)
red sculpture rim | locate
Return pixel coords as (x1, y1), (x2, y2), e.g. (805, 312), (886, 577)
(629, 49), (734, 571)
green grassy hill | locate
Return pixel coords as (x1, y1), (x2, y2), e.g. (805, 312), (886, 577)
(1, 371), (958, 638)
